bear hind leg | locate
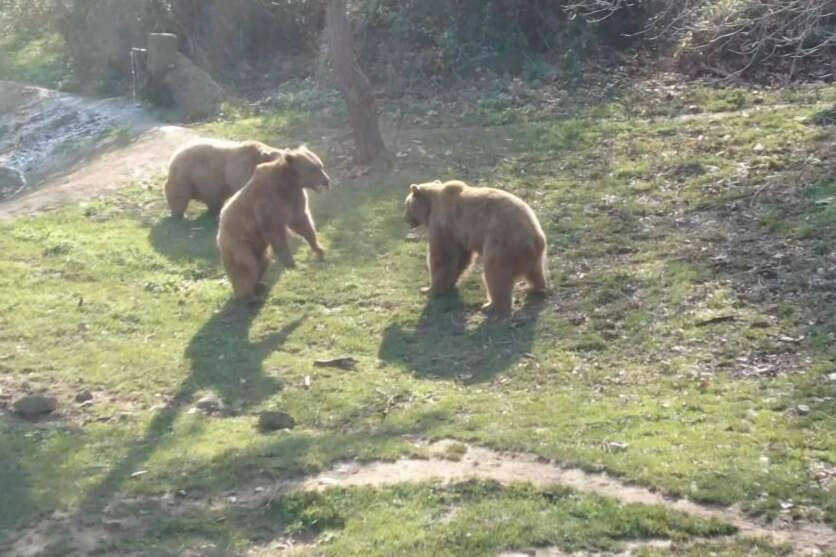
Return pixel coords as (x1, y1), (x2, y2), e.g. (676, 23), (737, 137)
(255, 250), (271, 294)
(165, 176), (191, 219)
(206, 201), (224, 217)
(526, 254), (548, 295)
(482, 257), (515, 317)
(222, 246), (263, 303)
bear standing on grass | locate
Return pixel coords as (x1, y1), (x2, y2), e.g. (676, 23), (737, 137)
(217, 145), (330, 302)
(165, 139), (283, 218)
(403, 180), (548, 317)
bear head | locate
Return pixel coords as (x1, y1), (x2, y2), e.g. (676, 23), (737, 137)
(285, 145), (330, 192)
(403, 181), (440, 228)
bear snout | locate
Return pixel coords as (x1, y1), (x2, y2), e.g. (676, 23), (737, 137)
(316, 172), (331, 191)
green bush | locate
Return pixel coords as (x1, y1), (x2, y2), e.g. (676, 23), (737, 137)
(3, 0), (830, 95)
(676, 0), (836, 80)
(351, 0), (651, 84)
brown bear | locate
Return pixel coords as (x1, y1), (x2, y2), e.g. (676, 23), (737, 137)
(217, 145), (330, 301)
(403, 180), (548, 317)
(164, 138), (283, 218)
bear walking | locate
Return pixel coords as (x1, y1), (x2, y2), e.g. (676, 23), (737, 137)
(165, 139), (283, 217)
(403, 180), (548, 317)
(217, 146), (330, 301)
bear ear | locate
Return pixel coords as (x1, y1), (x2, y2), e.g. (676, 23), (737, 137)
(284, 152), (296, 165)
(410, 184), (420, 195)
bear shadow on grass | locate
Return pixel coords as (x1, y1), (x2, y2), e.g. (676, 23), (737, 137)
(76, 291), (302, 515)
(149, 212), (220, 263)
(180, 299), (303, 410)
(378, 290), (546, 384)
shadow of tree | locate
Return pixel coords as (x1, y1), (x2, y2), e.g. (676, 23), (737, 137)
(16, 413), (452, 555)
(77, 297), (302, 514)
(675, 174), (835, 374)
(378, 291), (546, 383)
(0, 427), (35, 533)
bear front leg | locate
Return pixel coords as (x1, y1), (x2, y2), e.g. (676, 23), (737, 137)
(289, 213), (325, 259)
(268, 227), (296, 269)
(425, 243), (462, 295)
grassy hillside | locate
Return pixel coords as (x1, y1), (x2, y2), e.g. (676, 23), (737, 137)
(0, 79), (834, 555)
(0, 33), (69, 88)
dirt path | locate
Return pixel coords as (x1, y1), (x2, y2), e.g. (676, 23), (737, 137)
(287, 440), (835, 555)
(0, 124), (196, 220)
(14, 439), (829, 556)
(0, 80), (199, 221)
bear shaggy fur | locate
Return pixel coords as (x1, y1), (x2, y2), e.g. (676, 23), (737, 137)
(165, 139), (283, 217)
(403, 180), (548, 317)
(217, 145), (330, 301)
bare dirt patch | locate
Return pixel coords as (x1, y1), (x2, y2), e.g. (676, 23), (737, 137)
(7, 439), (833, 556)
(499, 539), (675, 557)
(288, 440), (834, 555)
(0, 124), (196, 220)
(0, 81), (198, 220)
(5, 511), (140, 557)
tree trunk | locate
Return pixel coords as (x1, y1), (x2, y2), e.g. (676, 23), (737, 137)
(325, 0), (387, 164)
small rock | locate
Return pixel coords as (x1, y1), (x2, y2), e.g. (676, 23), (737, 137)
(258, 411), (295, 432)
(797, 404), (811, 416)
(75, 390), (93, 403)
(686, 104), (701, 114)
(13, 395), (58, 419)
(0, 165), (26, 193)
(103, 520), (126, 531)
(603, 441), (630, 452)
(753, 143), (765, 152)
(195, 395), (224, 414)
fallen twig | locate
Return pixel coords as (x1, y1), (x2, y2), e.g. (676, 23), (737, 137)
(313, 357), (358, 370)
(695, 315), (737, 327)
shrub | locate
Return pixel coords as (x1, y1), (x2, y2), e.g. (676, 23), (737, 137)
(677, 0), (836, 81)
(350, 0), (651, 85)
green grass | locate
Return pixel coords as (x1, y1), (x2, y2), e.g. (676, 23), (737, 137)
(0, 78), (834, 555)
(274, 482), (734, 556)
(0, 33), (69, 88)
(21, 481), (734, 556)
